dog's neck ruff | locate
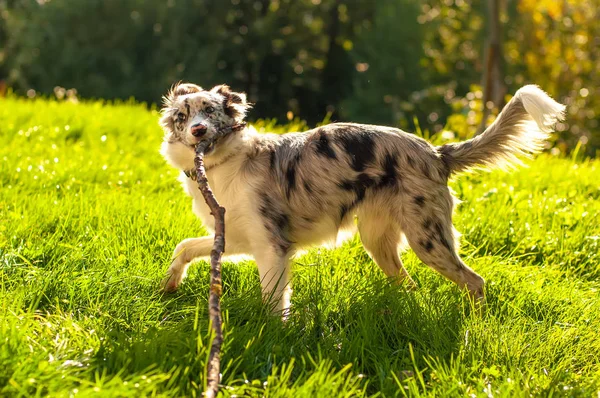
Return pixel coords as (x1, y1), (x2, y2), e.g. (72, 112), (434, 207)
(184, 123), (246, 181)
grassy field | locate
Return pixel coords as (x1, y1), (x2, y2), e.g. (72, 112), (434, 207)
(1, 96), (599, 397)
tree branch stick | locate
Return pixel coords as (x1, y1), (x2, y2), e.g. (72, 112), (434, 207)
(194, 139), (225, 398)
(190, 124), (244, 397)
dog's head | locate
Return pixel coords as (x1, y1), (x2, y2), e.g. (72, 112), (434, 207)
(159, 83), (251, 169)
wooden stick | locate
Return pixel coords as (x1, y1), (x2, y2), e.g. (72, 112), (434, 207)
(194, 139), (225, 398)
(193, 124), (244, 397)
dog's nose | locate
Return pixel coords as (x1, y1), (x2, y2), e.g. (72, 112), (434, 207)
(191, 123), (208, 137)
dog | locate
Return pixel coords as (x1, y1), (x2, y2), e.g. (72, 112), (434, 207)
(159, 82), (565, 314)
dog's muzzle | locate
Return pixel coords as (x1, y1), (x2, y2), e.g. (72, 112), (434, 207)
(191, 123), (208, 137)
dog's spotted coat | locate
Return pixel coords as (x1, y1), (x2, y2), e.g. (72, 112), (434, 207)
(159, 82), (565, 314)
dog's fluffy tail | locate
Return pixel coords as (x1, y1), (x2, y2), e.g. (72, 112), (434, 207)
(439, 85), (565, 175)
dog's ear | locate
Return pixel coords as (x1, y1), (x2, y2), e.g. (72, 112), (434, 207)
(163, 82), (203, 106)
(211, 84), (251, 121)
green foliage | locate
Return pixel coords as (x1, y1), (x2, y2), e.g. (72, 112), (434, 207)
(419, 0), (600, 154)
(2, 96), (600, 396)
(2, 0), (227, 102)
(342, 0), (425, 128)
(508, 0), (600, 155)
(0, 0), (377, 125)
(1, 0), (600, 154)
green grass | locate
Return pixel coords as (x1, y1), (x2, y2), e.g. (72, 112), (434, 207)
(1, 96), (599, 397)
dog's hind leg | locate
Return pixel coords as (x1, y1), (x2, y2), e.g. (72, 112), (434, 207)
(402, 189), (485, 302)
(357, 209), (416, 289)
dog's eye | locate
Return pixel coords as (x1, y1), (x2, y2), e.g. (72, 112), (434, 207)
(177, 112), (186, 122)
(205, 106), (215, 114)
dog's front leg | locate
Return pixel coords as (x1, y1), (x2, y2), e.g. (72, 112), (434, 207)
(162, 236), (214, 292)
(253, 248), (292, 317)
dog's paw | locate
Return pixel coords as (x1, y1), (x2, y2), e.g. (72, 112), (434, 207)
(160, 274), (181, 293)
(392, 276), (418, 291)
(403, 279), (419, 291)
(464, 287), (486, 317)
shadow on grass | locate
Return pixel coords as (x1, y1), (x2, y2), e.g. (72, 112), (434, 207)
(91, 270), (468, 395)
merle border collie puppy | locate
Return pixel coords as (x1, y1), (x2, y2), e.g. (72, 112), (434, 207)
(159, 82), (564, 314)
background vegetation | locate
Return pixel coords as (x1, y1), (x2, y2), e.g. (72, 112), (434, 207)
(1, 0), (599, 154)
(1, 95), (599, 397)
(1, 1), (600, 396)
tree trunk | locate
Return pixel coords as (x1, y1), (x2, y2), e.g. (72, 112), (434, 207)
(477, 0), (506, 136)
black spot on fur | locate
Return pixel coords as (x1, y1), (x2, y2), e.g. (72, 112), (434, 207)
(258, 195), (273, 218)
(337, 129), (376, 172)
(269, 149), (276, 169)
(285, 166), (296, 197)
(435, 222), (453, 251)
(423, 218), (433, 230)
(434, 222), (444, 238)
(274, 212), (290, 231)
(259, 195), (292, 255)
(442, 238), (452, 251)
(339, 203), (351, 220)
(285, 153), (302, 198)
(378, 153), (398, 188)
(315, 131), (337, 160)
(303, 181), (314, 194)
(259, 196), (288, 229)
(414, 195), (426, 207)
(339, 180), (354, 191)
(223, 97), (235, 118)
(355, 173), (376, 201)
(339, 173), (376, 203)
(360, 173), (376, 186)
(214, 84), (245, 119)
(421, 240), (434, 252)
(407, 155), (415, 167)
(337, 174), (376, 221)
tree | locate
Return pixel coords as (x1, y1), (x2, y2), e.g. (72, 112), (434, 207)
(477, 0), (506, 135)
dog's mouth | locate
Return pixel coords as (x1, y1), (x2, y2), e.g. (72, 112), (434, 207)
(188, 141), (216, 154)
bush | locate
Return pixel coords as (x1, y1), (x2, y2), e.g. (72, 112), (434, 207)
(1, 0), (598, 154)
